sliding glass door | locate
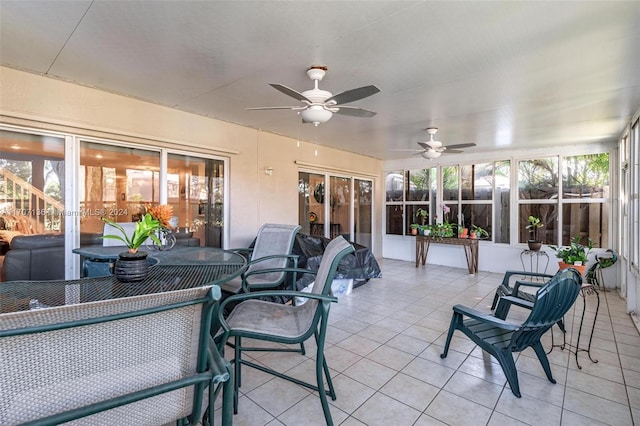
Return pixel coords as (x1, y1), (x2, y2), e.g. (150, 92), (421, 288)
(79, 142), (160, 236)
(298, 171), (373, 248)
(1, 129), (66, 235)
(167, 153), (225, 247)
(354, 179), (372, 247)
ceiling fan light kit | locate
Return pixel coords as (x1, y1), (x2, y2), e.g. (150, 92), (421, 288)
(300, 105), (333, 125)
(247, 65), (380, 126)
(412, 127), (476, 159)
(421, 150), (441, 160)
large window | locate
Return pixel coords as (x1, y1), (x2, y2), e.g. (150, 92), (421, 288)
(630, 118), (639, 269)
(405, 168), (436, 234)
(385, 171), (404, 235)
(518, 157), (559, 244)
(458, 163), (495, 241)
(386, 161), (509, 241)
(386, 153), (610, 248)
(517, 153), (609, 247)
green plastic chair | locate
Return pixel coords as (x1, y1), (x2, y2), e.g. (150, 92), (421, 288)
(216, 236), (355, 426)
(441, 268), (582, 398)
(0, 286), (232, 426)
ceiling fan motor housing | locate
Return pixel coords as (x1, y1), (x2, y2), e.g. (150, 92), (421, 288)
(306, 66), (327, 81)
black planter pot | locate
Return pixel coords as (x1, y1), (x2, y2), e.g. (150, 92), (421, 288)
(114, 251), (149, 282)
(527, 240), (542, 252)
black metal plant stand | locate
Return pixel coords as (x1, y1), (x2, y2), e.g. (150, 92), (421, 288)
(548, 283), (600, 369)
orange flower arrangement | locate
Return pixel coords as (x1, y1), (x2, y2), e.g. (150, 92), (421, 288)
(145, 204), (174, 229)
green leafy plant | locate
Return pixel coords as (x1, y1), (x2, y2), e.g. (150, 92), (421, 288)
(471, 225), (488, 238)
(102, 213), (163, 253)
(525, 216), (543, 241)
(416, 208), (428, 225)
(549, 236), (594, 265)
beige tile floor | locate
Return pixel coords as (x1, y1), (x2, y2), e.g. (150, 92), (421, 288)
(214, 259), (640, 425)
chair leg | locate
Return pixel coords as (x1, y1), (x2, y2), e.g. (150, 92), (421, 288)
(299, 342), (306, 355)
(314, 329), (336, 400)
(494, 349), (521, 398)
(494, 300), (512, 320)
(491, 285), (509, 310)
(316, 346), (334, 426)
(491, 291), (500, 310)
(221, 366), (234, 426)
(532, 341), (556, 384)
(440, 312), (460, 358)
(233, 336), (241, 414)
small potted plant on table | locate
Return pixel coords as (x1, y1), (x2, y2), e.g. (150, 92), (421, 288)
(549, 236), (593, 275)
(102, 209), (168, 282)
(525, 215), (544, 251)
(415, 208), (429, 235)
(470, 225), (488, 239)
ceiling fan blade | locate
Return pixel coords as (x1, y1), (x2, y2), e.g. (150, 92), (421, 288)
(269, 83), (312, 103)
(443, 143), (476, 150)
(326, 85), (380, 105)
(334, 106), (377, 117)
(246, 106), (305, 110)
(442, 149), (464, 154)
(418, 142), (434, 150)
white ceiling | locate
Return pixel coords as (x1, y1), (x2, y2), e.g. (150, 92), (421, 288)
(1, 1), (639, 160)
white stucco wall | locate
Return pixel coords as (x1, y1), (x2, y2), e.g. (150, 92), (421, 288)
(0, 66), (384, 252)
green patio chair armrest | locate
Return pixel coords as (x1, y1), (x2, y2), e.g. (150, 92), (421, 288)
(512, 280), (546, 295)
(241, 266), (314, 292)
(501, 270), (553, 286)
(229, 247), (253, 261)
(246, 253), (299, 267)
(218, 290), (338, 333)
(452, 304), (520, 330)
(496, 295), (534, 311)
(206, 337), (231, 385)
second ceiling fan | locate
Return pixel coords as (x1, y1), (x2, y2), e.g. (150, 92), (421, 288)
(247, 65), (380, 126)
(415, 128), (476, 159)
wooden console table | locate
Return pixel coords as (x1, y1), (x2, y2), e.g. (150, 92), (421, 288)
(415, 235), (479, 274)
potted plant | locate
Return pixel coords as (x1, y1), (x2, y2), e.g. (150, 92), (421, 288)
(102, 212), (165, 282)
(419, 224), (431, 236)
(410, 223), (420, 235)
(549, 236), (593, 275)
(416, 208), (428, 225)
(442, 222), (455, 237)
(525, 215), (544, 251)
(470, 225), (488, 239)
(458, 226), (469, 238)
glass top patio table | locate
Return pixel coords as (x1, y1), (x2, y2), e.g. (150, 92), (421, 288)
(1, 247), (247, 314)
(72, 245), (242, 265)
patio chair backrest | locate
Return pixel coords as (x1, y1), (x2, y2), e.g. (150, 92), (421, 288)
(511, 268), (582, 350)
(296, 236), (354, 331)
(0, 286), (221, 425)
(246, 223), (301, 279)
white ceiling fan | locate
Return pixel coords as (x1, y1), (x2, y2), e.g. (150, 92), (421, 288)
(246, 65), (380, 126)
(414, 128), (476, 159)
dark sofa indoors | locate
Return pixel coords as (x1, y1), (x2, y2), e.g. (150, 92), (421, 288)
(1, 231), (202, 281)
(2, 233), (102, 281)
